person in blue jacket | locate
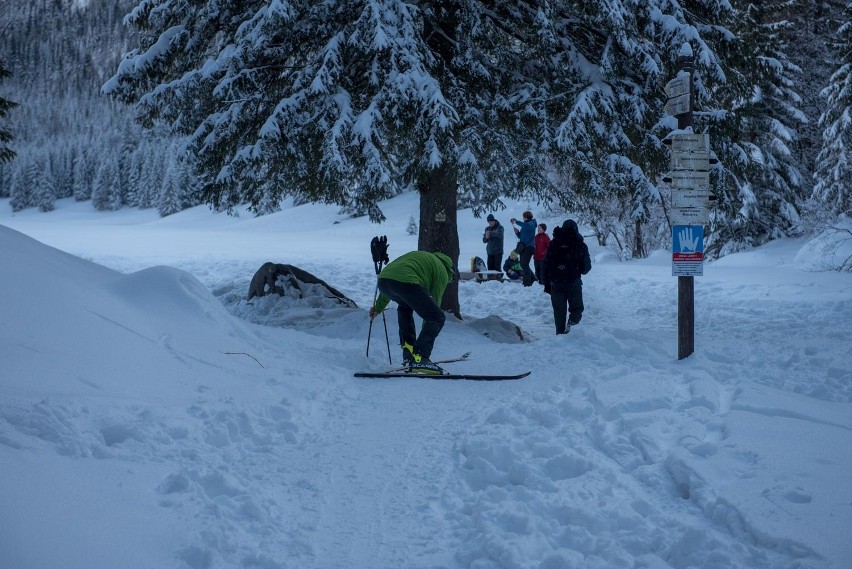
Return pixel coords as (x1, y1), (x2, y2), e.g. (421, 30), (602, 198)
(510, 210), (537, 286)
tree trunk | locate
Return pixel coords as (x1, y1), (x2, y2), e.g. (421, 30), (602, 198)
(634, 218), (645, 258)
(418, 166), (461, 318)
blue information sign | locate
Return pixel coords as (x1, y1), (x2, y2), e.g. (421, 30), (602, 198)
(672, 225), (704, 276)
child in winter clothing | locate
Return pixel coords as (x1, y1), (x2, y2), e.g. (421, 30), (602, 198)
(533, 223), (551, 284)
(502, 251), (523, 280)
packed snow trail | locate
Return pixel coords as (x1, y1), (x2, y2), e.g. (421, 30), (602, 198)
(299, 376), (467, 568)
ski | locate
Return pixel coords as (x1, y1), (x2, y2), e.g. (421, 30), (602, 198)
(354, 371), (531, 381)
(380, 351), (472, 374)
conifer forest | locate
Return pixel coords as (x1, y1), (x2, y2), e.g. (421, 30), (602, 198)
(0, 0), (849, 261)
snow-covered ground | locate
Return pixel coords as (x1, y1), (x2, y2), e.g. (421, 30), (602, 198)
(1, 194), (851, 569)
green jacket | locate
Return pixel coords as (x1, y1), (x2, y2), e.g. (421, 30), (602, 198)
(372, 251), (455, 314)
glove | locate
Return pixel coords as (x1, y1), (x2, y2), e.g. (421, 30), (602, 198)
(369, 307), (378, 320)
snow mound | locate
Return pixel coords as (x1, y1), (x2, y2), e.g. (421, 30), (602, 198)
(109, 265), (235, 326)
(794, 220), (852, 271)
(0, 224), (119, 295)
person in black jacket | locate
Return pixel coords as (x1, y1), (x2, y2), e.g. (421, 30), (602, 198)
(482, 214), (504, 271)
(541, 219), (592, 334)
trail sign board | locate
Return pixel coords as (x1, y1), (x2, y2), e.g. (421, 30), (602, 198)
(673, 189), (711, 209)
(664, 170), (710, 189)
(669, 133), (709, 152)
(671, 151), (710, 171)
(664, 93), (690, 116)
(665, 74), (691, 99)
(671, 206), (708, 226)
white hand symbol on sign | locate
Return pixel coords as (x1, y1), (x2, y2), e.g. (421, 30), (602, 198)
(678, 227), (700, 252)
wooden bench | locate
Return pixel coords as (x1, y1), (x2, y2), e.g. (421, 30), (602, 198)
(473, 270), (504, 282)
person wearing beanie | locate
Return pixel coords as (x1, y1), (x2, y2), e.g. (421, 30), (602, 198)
(502, 249), (523, 280)
(482, 214), (505, 271)
(510, 210), (538, 286)
(540, 219), (592, 334)
(533, 223), (551, 284)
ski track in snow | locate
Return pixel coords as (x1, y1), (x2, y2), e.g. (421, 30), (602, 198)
(198, 274), (845, 567)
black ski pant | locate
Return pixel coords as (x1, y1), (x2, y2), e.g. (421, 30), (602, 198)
(550, 280), (584, 334)
(487, 253), (502, 272)
(519, 245), (535, 286)
(377, 278), (445, 359)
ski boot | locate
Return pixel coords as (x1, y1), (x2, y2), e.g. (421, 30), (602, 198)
(402, 343), (444, 375)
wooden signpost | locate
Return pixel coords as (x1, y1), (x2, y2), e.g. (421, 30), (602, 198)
(664, 47), (708, 361)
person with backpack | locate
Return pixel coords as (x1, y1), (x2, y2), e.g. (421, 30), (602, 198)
(482, 214), (504, 271)
(510, 210), (537, 286)
(368, 250), (455, 374)
(533, 223), (551, 284)
(541, 219), (592, 334)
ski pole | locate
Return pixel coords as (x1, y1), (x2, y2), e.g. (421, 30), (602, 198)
(367, 259), (392, 363)
(366, 272), (380, 357)
(366, 236), (392, 364)
(376, 258), (392, 364)
(376, 269), (393, 365)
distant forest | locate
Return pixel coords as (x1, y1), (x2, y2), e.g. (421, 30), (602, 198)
(0, 1), (849, 260)
(0, 0), (198, 217)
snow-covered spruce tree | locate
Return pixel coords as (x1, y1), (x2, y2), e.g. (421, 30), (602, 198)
(158, 156), (184, 217)
(807, 3), (852, 271)
(255, 187), (282, 215)
(575, 0), (733, 257)
(129, 140), (160, 209)
(177, 155), (202, 210)
(72, 147), (95, 202)
(545, 1), (673, 259)
(92, 155), (121, 211)
(104, 1), (623, 314)
(0, 162), (10, 198)
(685, 0), (807, 257)
(9, 155), (39, 211)
(0, 56), (16, 165)
(530, 0), (799, 259)
(780, 1), (845, 190)
(148, 144), (174, 209)
(118, 133), (137, 205)
(813, 2), (852, 218)
(49, 143), (75, 200)
(34, 167), (56, 212)
(124, 150), (143, 208)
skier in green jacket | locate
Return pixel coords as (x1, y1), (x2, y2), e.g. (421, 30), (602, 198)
(369, 250), (455, 374)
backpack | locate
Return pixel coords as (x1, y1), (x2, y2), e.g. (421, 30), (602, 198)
(549, 243), (584, 284)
